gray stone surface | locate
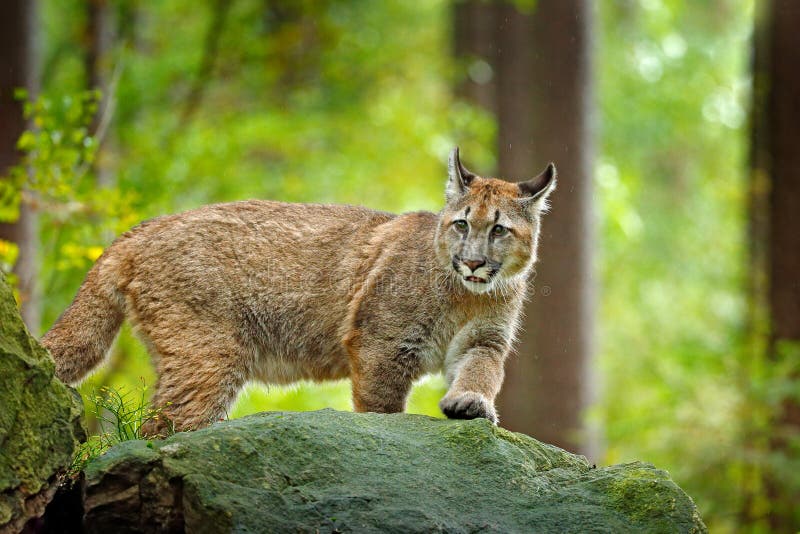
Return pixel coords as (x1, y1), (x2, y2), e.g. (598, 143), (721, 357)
(84, 409), (707, 533)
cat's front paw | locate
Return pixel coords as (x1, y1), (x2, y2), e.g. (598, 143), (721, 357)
(439, 392), (498, 424)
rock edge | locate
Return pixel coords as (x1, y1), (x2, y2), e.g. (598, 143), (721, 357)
(82, 409), (707, 533)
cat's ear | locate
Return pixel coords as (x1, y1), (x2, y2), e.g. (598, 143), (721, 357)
(517, 163), (557, 212)
(446, 147), (477, 202)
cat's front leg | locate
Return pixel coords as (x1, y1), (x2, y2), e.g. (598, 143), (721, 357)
(346, 331), (422, 414)
(439, 333), (509, 425)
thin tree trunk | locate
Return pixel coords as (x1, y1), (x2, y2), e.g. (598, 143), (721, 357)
(83, 0), (118, 435)
(85, 0), (114, 168)
(174, 0), (231, 134)
(453, 0), (497, 114)
(742, 0), (771, 524)
(490, 0), (596, 458)
(0, 0), (40, 333)
(85, 0), (112, 92)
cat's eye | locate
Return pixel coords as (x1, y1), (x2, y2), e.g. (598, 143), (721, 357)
(453, 220), (469, 232)
(491, 224), (508, 237)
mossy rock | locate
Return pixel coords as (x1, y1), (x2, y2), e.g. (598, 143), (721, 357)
(0, 276), (85, 532)
(84, 410), (706, 533)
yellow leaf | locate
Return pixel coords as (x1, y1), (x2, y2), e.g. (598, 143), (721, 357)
(0, 239), (19, 265)
(87, 246), (105, 261)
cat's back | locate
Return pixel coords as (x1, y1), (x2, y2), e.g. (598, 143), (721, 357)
(121, 200), (391, 258)
(135, 199), (393, 240)
(108, 200), (395, 298)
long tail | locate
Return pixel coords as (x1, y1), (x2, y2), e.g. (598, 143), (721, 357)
(42, 254), (125, 384)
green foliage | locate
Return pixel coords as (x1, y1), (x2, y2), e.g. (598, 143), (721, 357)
(230, 376), (447, 421)
(0, 88), (139, 311)
(0, 241), (18, 287)
(69, 381), (172, 477)
(8, 1), (793, 529)
(737, 340), (800, 528)
(593, 0), (799, 531)
(1, 89), (99, 221)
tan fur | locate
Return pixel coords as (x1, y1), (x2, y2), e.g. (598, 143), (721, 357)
(42, 149), (556, 433)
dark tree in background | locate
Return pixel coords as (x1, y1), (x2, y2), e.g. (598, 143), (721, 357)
(84, 0), (113, 95)
(0, 0), (40, 331)
(750, 0), (800, 530)
(453, 0), (497, 114)
(453, 0), (596, 457)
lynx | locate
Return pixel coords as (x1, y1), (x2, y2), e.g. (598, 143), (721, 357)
(42, 148), (556, 433)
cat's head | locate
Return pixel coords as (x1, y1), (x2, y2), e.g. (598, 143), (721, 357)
(435, 147), (556, 295)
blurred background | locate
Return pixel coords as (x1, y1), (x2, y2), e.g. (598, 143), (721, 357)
(1, 0), (798, 531)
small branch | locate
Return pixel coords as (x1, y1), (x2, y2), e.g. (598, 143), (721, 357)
(71, 60), (124, 183)
(173, 0), (232, 134)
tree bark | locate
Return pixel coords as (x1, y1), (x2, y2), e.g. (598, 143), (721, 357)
(764, 6), (800, 344)
(0, 0), (40, 333)
(453, 0), (497, 114)
(751, 0), (800, 530)
(453, 0), (595, 456)
(485, 0), (596, 457)
(84, 0), (113, 92)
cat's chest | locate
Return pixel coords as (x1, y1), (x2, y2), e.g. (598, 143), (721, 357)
(416, 314), (480, 375)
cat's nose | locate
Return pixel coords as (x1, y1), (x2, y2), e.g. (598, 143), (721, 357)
(462, 258), (486, 272)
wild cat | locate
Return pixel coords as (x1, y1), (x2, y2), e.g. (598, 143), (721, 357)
(42, 148), (556, 433)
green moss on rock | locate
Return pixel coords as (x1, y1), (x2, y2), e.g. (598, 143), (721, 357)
(0, 275), (85, 532)
(84, 410), (707, 533)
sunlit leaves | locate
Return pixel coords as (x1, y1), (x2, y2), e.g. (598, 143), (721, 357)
(0, 241), (19, 277)
(596, 0), (758, 529)
(3, 90), (99, 207)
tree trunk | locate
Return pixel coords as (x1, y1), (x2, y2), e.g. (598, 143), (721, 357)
(453, 0), (497, 114)
(764, 6), (800, 344)
(84, 0), (116, 188)
(85, 0), (113, 92)
(751, 0), (800, 530)
(455, 0), (596, 457)
(0, 0), (40, 333)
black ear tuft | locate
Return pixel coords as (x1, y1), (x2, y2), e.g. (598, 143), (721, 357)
(518, 162), (557, 200)
(446, 147), (478, 201)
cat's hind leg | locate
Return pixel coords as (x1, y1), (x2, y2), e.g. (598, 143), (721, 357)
(136, 316), (250, 435)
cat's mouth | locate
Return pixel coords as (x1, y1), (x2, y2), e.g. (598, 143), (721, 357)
(451, 256), (500, 288)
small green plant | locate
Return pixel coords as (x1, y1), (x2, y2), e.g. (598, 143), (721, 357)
(69, 379), (173, 477)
